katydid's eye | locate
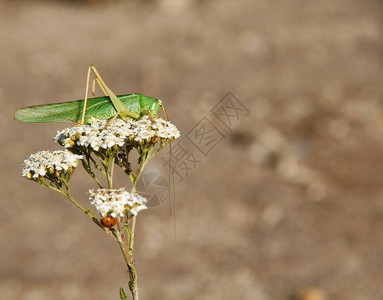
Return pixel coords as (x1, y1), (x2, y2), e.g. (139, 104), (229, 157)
(101, 217), (117, 228)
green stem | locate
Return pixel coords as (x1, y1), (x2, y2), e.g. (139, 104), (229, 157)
(82, 160), (103, 188)
(152, 139), (170, 157)
(109, 157), (114, 188)
(117, 236), (131, 268)
(102, 154), (116, 189)
(89, 155), (105, 175)
(41, 180), (117, 238)
(128, 217), (136, 253)
(132, 147), (153, 187)
(62, 190), (90, 215)
(128, 173), (136, 185)
(62, 190), (118, 238)
(120, 148), (154, 300)
(116, 216), (138, 300)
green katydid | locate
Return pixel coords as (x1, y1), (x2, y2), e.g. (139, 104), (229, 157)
(14, 66), (176, 225)
(14, 65), (165, 124)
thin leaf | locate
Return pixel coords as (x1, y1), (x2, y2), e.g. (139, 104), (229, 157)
(119, 287), (128, 300)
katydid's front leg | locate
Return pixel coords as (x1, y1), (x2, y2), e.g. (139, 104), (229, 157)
(142, 110), (156, 123)
(80, 67), (92, 124)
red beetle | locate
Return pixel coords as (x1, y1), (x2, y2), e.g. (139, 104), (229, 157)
(100, 217), (117, 228)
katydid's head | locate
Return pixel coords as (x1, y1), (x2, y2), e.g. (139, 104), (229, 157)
(150, 98), (162, 117)
(139, 95), (162, 117)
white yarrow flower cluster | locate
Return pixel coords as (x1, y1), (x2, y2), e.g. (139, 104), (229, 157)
(22, 150), (82, 180)
(133, 116), (180, 142)
(54, 116), (180, 151)
(89, 188), (147, 217)
(54, 119), (131, 151)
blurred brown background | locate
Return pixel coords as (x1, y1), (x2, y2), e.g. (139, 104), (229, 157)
(1, 0), (383, 299)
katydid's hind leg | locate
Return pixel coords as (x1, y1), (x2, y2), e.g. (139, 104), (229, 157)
(92, 76), (123, 128)
(92, 76), (97, 98)
(86, 66), (121, 126)
(90, 66), (112, 97)
(80, 66), (92, 125)
(81, 65), (114, 125)
(94, 77), (108, 97)
(94, 73), (139, 121)
(90, 65), (139, 121)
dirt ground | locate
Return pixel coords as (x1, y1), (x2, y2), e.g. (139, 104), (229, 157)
(1, 0), (383, 299)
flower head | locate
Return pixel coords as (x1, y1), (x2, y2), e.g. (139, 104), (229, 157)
(89, 188), (147, 217)
(54, 117), (180, 152)
(22, 150), (82, 181)
(131, 116), (180, 143)
(54, 119), (131, 152)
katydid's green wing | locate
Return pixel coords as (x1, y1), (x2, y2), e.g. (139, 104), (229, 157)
(14, 94), (141, 123)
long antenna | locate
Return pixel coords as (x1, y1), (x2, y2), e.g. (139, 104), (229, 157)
(162, 104), (176, 241)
